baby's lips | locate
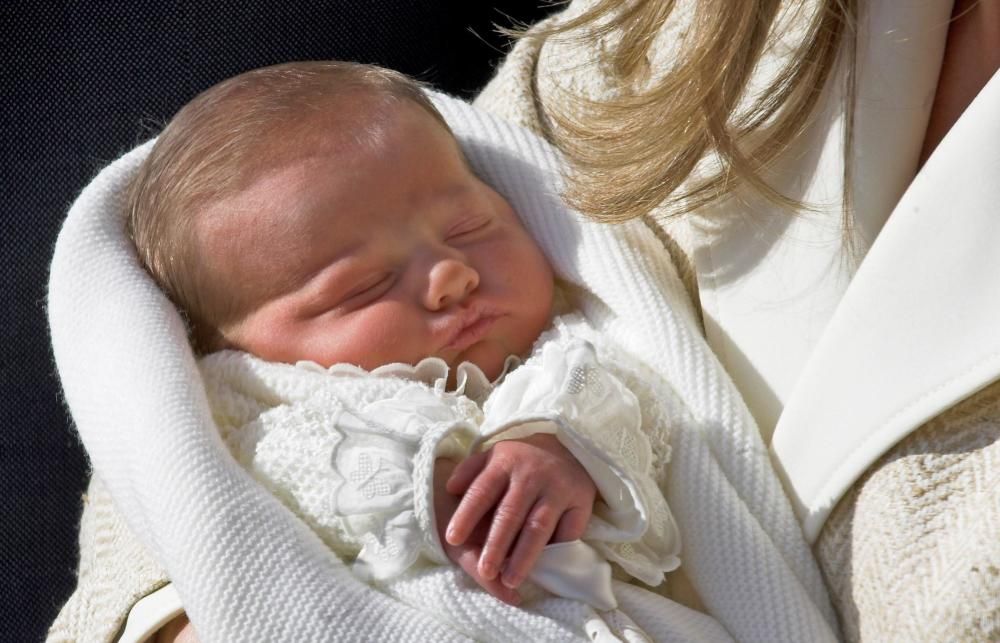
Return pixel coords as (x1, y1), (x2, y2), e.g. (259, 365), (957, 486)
(433, 303), (502, 349)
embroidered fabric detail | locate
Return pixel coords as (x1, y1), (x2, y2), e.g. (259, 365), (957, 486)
(567, 365), (602, 395)
(479, 315), (681, 584)
(200, 313), (680, 589)
(203, 354), (479, 581)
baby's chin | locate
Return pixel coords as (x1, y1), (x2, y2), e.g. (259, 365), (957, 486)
(448, 341), (511, 385)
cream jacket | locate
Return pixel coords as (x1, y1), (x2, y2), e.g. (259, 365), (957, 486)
(478, 0), (1000, 542)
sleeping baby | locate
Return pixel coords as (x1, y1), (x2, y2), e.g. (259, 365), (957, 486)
(125, 60), (682, 642)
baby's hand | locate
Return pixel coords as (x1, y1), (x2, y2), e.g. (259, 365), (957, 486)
(433, 458), (522, 605)
(445, 433), (597, 593)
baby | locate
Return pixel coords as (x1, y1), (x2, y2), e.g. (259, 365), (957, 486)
(127, 61), (679, 640)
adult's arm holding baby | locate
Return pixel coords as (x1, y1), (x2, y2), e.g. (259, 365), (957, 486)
(47, 477), (173, 642)
(155, 615), (196, 643)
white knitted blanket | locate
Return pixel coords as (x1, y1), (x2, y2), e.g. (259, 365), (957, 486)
(49, 92), (838, 642)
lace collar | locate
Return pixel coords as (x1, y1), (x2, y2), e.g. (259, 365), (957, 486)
(292, 355), (522, 405)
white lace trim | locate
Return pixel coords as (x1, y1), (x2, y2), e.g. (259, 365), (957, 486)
(293, 355), (521, 405)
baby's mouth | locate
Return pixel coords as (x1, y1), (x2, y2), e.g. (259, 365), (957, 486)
(440, 308), (503, 354)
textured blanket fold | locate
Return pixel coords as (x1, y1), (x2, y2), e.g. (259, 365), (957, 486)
(49, 92), (838, 641)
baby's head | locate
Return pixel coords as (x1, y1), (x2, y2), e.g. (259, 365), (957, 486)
(127, 61), (554, 380)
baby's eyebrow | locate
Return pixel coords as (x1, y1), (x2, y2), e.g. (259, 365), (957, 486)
(443, 180), (472, 197)
(438, 190), (485, 223)
(425, 179), (473, 207)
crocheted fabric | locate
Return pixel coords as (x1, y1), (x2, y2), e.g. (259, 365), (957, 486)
(202, 354), (470, 580)
(199, 316), (680, 590)
(194, 317), (693, 640)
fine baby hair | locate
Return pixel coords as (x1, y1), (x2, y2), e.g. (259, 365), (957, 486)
(125, 60), (449, 353)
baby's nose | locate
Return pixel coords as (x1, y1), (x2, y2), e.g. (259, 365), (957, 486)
(424, 258), (479, 310)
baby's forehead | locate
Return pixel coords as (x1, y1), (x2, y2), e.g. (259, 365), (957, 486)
(197, 101), (466, 267)
(247, 99), (457, 181)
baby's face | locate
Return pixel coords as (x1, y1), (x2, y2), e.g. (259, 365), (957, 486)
(201, 100), (554, 380)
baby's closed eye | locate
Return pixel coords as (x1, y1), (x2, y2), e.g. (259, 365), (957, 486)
(300, 272), (395, 317)
(446, 215), (492, 241)
(337, 272), (396, 308)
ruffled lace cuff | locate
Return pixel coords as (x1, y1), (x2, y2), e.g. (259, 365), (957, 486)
(477, 333), (680, 585)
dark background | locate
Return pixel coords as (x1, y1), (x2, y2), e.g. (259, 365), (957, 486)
(0, 2), (557, 640)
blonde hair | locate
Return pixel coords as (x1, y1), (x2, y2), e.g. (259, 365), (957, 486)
(126, 61), (448, 351)
(519, 0), (857, 227)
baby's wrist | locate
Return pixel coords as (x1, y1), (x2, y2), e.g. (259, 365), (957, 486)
(434, 457), (459, 478)
(433, 458), (460, 544)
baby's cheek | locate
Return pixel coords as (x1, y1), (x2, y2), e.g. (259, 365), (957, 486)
(305, 303), (426, 369)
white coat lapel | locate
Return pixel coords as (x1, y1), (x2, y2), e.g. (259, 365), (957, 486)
(695, 1), (952, 438)
(771, 68), (1000, 542)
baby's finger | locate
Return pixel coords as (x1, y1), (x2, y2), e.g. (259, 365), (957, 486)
(446, 468), (507, 546)
(446, 451), (488, 495)
(450, 542), (521, 606)
(500, 501), (560, 590)
(477, 484), (537, 580)
(552, 505), (590, 543)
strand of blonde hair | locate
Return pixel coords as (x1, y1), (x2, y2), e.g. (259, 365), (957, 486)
(513, 0), (858, 226)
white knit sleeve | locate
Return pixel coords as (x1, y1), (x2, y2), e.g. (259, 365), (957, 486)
(217, 381), (477, 583)
(477, 325), (680, 586)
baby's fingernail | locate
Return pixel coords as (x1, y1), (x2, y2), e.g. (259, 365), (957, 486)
(480, 561), (498, 579)
(501, 572), (522, 589)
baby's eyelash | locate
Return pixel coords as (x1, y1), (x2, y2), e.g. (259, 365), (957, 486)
(447, 216), (491, 239)
(349, 273), (394, 299)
